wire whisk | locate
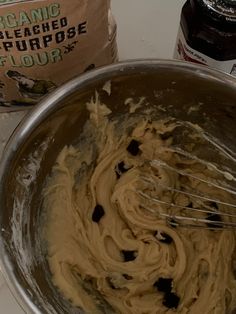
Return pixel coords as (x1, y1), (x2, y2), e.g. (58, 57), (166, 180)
(136, 124), (236, 230)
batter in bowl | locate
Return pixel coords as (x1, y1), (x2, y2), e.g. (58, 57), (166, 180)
(44, 95), (236, 314)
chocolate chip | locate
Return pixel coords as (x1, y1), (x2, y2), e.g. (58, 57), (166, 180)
(121, 250), (137, 262)
(160, 233), (173, 244)
(116, 173), (121, 179)
(188, 202), (193, 208)
(163, 292), (180, 309)
(118, 161), (127, 173)
(155, 231), (173, 244)
(168, 218), (178, 228)
(123, 274), (133, 280)
(206, 213), (222, 229)
(115, 161), (131, 179)
(154, 278), (172, 293)
(127, 140), (141, 156)
(92, 205), (105, 223)
(209, 202), (218, 209)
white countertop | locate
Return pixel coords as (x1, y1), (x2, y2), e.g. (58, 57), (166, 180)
(0, 1), (185, 312)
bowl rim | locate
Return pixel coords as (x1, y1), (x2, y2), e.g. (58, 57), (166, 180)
(0, 58), (236, 314)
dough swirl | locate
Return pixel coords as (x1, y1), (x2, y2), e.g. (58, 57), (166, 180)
(44, 97), (236, 314)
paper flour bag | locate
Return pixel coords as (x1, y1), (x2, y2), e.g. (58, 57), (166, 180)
(0, 0), (118, 112)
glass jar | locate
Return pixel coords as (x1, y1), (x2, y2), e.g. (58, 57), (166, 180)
(174, 0), (236, 76)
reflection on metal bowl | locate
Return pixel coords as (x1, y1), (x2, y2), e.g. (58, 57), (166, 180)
(0, 60), (236, 313)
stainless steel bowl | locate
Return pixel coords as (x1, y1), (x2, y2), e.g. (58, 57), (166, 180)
(0, 60), (236, 314)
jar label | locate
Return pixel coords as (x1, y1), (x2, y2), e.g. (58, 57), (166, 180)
(174, 26), (236, 77)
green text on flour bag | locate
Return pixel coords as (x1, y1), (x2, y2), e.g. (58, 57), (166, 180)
(0, 0), (117, 111)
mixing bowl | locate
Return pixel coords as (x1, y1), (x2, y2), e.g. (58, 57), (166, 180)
(0, 60), (236, 313)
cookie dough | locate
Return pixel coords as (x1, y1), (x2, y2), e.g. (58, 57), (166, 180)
(44, 96), (236, 314)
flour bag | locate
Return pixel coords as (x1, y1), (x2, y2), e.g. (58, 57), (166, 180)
(0, 0), (117, 111)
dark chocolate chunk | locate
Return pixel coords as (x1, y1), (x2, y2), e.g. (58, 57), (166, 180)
(126, 139), (141, 156)
(160, 233), (173, 244)
(116, 173), (121, 179)
(168, 218), (178, 228)
(163, 292), (180, 309)
(123, 274), (133, 280)
(115, 161), (131, 179)
(209, 202), (218, 209)
(206, 213), (222, 229)
(154, 278), (172, 293)
(92, 205), (105, 223)
(118, 161), (127, 173)
(188, 202), (193, 208)
(158, 232), (173, 243)
(154, 231), (173, 244)
(122, 250), (137, 262)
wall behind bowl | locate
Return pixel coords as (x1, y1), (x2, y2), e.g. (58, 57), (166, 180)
(111, 0), (186, 60)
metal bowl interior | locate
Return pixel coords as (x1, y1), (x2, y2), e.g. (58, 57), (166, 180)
(1, 60), (236, 313)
